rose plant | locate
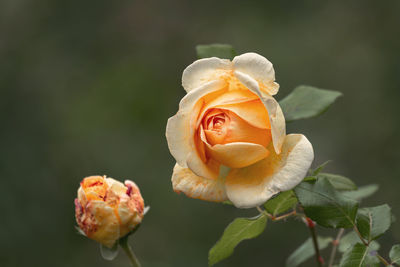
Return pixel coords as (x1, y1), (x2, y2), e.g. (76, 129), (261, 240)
(165, 44), (399, 267)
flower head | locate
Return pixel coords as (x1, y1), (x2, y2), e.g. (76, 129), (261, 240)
(75, 175), (144, 247)
(166, 52), (314, 208)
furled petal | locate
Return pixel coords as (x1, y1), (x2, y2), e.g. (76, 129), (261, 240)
(224, 134), (314, 208)
(166, 80), (225, 179)
(196, 89), (259, 128)
(215, 100), (271, 129)
(207, 142), (270, 169)
(182, 57), (232, 93)
(171, 163), (227, 202)
(234, 71), (286, 154)
(88, 201), (120, 247)
(232, 52), (279, 95)
(203, 110), (271, 146)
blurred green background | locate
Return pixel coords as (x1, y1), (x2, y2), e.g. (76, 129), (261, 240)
(1, 0), (400, 266)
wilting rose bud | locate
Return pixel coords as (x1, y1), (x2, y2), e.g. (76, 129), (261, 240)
(75, 175), (144, 248)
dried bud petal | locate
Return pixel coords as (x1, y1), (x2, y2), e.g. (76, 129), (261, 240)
(75, 175), (144, 248)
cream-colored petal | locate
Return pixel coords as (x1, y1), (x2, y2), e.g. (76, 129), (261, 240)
(234, 71), (286, 154)
(207, 142), (270, 169)
(224, 134), (314, 208)
(182, 57), (232, 93)
(232, 52), (279, 95)
(171, 163), (227, 202)
(106, 178), (127, 196)
(88, 201), (120, 248)
(166, 80), (225, 179)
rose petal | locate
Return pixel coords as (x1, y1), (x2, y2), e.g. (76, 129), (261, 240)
(166, 80), (225, 179)
(88, 201), (120, 247)
(171, 163), (227, 202)
(203, 110), (271, 147)
(182, 57), (232, 93)
(196, 89), (259, 128)
(234, 71), (286, 154)
(216, 100), (271, 129)
(224, 134), (314, 208)
(207, 142), (270, 169)
(232, 52), (279, 95)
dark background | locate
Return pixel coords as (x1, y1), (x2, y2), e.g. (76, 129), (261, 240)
(1, 0), (400, 266)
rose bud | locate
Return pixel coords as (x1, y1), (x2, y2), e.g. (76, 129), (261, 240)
(166, 52), (314, 208)
(75, 175), (144, 248)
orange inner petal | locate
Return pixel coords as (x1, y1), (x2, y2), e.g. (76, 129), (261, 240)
(203, 109), (271, 147)
(81, 176), (108, 201)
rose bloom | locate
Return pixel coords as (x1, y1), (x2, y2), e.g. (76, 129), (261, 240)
(75, 176), (144, 248)
(166, 53), (314, 208)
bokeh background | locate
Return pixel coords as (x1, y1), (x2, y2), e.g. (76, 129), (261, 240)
(1, 0), (400, 266)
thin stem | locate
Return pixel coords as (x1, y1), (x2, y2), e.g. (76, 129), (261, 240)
(376, 253), (391, 266)
(256, 206), (298, 221)
(306, 217), (323, 267)
(328, 228), (345, 267)
(352, 225), (392, 266)
(273, 210), (297, 221)
(353, 225), (369, 246)
(119, 237), (141, 267)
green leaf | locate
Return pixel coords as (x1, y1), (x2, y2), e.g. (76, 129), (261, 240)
(100, 242), (119, 261)
(279, 85), (342, 122)
(208, 214), (267, 266)
(294, 178), (358, 228)
(286, 236), (333, 267)
(343, 184), (379, 201)
(317, 173), (357, 191)
(264, 190), (298, 216)
(356, 204), (392, 241)
(310, 160), (332, 175)
(196, 44), (237, 60)
(339, 243), (368, 267)
(338, 231), (380, 253)
(389, 244), (400, 264)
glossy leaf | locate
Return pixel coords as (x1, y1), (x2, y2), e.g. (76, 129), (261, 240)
(389, 244), (400, 264)
(279, 85), (342, 122)
(208, 214), (267, 266)
(343, 184), (379, 201)
(356, 204), (392, 241)
(294, 178), (358, 228)
(286, 236), (333, 267)
(100, 242), (119, 261)
(264, 190), (297, 216)
(338, 231), (380, 253)
(196, 44), (236, 60)
(339, 243), (368, 267)
(317, 173), (357, 191)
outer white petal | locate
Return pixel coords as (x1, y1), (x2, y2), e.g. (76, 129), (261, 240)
(166, 80), (225, 179)
(234, 70), (286, 154)
(171, 163), (227, 202)
(224, 134), (314, 208)
(182, 57), (232, 93)
(232, 52), (279, 95)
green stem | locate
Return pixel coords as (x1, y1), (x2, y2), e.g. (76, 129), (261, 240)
(352, 225), (391, 266)
(376, 254), (391, 266)
(119, 236), (141, 267)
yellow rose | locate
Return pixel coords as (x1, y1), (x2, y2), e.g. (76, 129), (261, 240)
(166, 53), (314, 208)
(75, 176), (144, 248)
